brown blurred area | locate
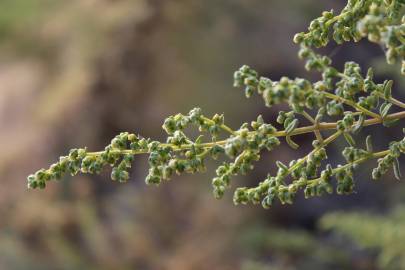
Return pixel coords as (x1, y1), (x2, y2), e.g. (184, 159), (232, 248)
(1, 1), (404, 269)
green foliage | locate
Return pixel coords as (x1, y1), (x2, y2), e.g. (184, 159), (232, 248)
(28, 0), (405, 209)
(238, 224), (355, 269)
(321, 206), (405, 269)
(0, 0), (55, 43)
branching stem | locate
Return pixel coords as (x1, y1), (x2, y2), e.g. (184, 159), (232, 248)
(307, 149), (390, 185)
(87, 111), (405, 157)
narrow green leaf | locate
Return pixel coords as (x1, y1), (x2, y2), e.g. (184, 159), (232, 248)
(285, 119), (299, 134)
(276, 161), (288, 171)
(343, 133), (356, 147)
(383, 118), (399, 127)
(366, 135), (373, 152)
(195, 135), (204, 144)
(351, 113), (365, 134)
(366, 67), (373, 79)
(286, 136), (300, 149)
(379, 102), (392, 118)
(383, 80), (393, 99)
(393, 158), (402, 180)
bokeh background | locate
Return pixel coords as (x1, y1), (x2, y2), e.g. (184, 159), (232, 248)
(1, 0), (405, 269)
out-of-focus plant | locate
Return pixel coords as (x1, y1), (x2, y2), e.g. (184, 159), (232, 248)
(238, 224), (353, 269)
(28, 0), (405, 209)
(321, 206), (405, 269)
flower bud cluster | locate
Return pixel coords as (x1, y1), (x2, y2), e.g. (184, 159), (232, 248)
(337, 113), (355, 131)
(28, 0), (405, 211)
(293, 2), (370, 47)
(342, 146), (370, 163)
(28, 108), (229, 189)
(357, 3), (405, 68)
(144, 108), (237, 185)
(28, 132), (151, 188)
(213, 116), (280, 198)
(233, 145), (329, 207)
(372, 136), (405, 180)
(231, 57), (404, 208)
(233, 57), (395, 125)
(234, 65), (326, 113)
(294, 0), (405, 74)
(28, 148), (87, 189)
(163, 107), (225, 140)
(304, 164), (334, 198)
(335, 166), (355, 195)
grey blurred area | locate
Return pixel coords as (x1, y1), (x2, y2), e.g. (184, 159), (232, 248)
(0, 0), (404, 269)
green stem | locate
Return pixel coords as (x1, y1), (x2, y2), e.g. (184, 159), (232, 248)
(323, 92), (381, 119)
(301, 111), (324, 142)
(86, 111), (405, 157)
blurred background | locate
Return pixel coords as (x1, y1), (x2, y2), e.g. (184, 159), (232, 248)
(0, 0), (405, 269)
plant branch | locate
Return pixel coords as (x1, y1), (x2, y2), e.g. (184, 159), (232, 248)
(307, 149), (390, 185)
(87, 111), (405, 157)
(301, 111), (324, 142)
(323, 92), (381, 119)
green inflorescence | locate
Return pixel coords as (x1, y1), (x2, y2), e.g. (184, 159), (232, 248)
(28, 0), (405, 209)
(294, 0), (405, 73)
